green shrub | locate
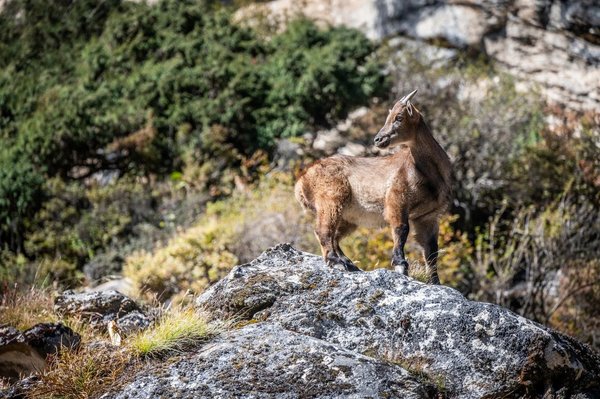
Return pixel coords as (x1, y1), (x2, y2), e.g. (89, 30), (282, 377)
(0, 149), (45, 250)
(0, 0), (386, 249)
(18, 178), (160, 287)
(123, 172), (317, 301)
(123, 217), (239, 301)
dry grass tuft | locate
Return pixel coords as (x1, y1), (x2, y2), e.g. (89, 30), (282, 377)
(28, 345), (132, 399)
(408, 261), (431, 284)
(0, 286), (57, 330)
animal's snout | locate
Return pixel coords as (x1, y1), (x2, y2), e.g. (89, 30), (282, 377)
(374, 131), (390, 148)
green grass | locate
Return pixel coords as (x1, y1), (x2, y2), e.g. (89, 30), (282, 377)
(128, 308), (219, 357)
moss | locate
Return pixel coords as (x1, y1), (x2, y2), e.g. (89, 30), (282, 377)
(369, 289), (385, 304)
(389, 355), (447, 396)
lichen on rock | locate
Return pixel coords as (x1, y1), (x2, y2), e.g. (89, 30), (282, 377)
(104, 244), (599, 398)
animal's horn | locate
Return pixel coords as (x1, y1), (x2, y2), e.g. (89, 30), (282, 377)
(401, 89), (418, 104)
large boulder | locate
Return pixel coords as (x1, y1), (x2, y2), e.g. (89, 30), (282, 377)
(106, 244), (600, 398)
(237, 0), (600, 111)
(196, 244), (600, 398)
(54, 290), (139, 319)
(104, 323), (436, 399)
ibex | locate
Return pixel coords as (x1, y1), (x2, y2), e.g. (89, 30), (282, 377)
(295, 90), (452, 284)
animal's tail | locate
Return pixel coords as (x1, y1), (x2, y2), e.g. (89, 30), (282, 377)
(294, 178), (316, 213)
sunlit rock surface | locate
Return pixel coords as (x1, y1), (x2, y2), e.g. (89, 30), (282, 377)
(106, 244), (600, 398)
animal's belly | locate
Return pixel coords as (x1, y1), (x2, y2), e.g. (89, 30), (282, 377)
(342, 202), (386, 229)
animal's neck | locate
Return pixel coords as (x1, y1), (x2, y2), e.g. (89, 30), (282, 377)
(405, 119), (452, 182)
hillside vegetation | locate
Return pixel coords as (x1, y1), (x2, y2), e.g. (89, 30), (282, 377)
(1, 0), (599, 353)
(0, 0), (385, 279)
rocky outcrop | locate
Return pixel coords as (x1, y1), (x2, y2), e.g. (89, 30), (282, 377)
(54, 290), (150, 333)
(0, 324), (80, 382)
(106, 244), (600, 398)
(237, 0), (600, 111)
(105, 323), (436, 399)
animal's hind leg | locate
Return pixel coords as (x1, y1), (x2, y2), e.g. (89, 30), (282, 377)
(413, 218), (440, 285)
(335, 221), (360, 272)
(315, 205), (357, 272)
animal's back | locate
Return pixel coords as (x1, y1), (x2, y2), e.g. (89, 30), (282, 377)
(295, 156), (356, 214)
(295, 155), (400, 229)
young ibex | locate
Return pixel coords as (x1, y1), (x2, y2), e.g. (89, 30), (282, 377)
(295, 90), (452, 284)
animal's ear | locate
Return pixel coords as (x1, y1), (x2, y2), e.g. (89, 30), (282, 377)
(406, 102), (414, 117)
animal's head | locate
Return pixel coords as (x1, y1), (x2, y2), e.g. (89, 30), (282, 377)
(374, 89), (421, 149)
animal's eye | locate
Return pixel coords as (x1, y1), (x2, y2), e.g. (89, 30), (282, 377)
(395, 115), (402, 122)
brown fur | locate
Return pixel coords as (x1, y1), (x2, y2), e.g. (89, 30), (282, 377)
(295, 94), (452, 283)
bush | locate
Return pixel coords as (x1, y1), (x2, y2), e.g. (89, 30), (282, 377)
(15, 178), (160, 287)
(0, 149), (45, 250)
(469, 195), (600, 349)
(29, 344), (131, 399)
(123, 173), (316, 301)
(0, 0), (387, 248)
(123, 211), (240, 301)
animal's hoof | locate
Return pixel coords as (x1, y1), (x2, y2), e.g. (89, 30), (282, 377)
(343, 260), (362, 273)
(327, 258), (362, 272)
(392, 260), (409, 275)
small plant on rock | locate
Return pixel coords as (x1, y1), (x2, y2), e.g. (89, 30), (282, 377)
(128, 307), (220, 358)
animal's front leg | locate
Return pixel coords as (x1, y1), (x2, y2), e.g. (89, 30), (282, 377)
(385, 188), (411, 275)
(413, 219), (440, 284)
(424, 235), (440, 284)
(391, 223), (410, 275)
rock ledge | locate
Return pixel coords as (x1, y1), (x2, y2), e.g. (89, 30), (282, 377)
(107, 244), (600, 399)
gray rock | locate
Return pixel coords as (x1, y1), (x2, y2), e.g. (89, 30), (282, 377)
(237, 0), (600, 111)
(0, 323), (80, 383)
(195, 244), (600, 399)
(115, 311), (151, 335)
(337, 142), (367, 157)
(88, 278), (134, 295)
(0, 375), (40, 399)
(22, 323), (80, 358)
(54, 290), (145, 328)
(312, 129), (346, 154)
(103, 323), (436, 399)
(273, 138), (304, 170)
(389, 36), (458, 69)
